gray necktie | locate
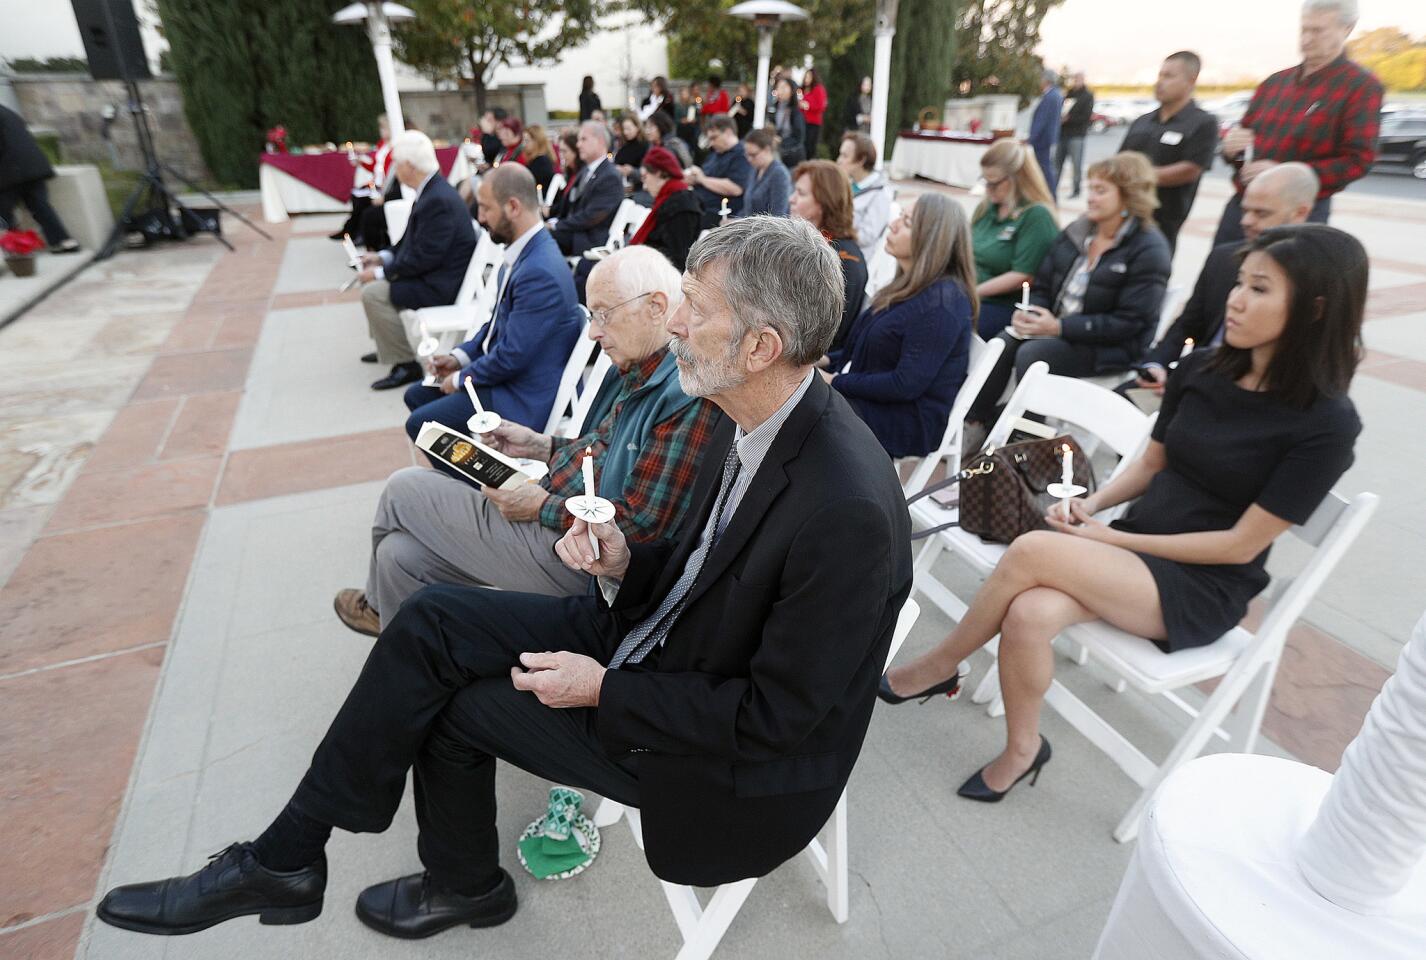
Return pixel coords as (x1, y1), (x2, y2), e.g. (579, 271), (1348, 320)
(607, 443), (742, 669)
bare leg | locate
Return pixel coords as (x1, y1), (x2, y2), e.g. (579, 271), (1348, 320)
(887, 531), (1167, 696)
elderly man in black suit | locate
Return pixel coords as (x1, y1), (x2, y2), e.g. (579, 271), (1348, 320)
(96, 216), (913, 942)
(1117, 162), (1318, 399)
(549, 120), (623, 258)
(0, 104), (79, 252)
(356, 130), (477, 390)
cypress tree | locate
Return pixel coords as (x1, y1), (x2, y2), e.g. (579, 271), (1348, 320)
(158, 0), (384, 187)
(889, 0), (958, 133)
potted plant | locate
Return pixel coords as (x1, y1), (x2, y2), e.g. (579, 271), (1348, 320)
(1, 229), (44, 277)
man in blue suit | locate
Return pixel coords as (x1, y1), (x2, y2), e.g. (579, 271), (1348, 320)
(548, 121), (623, 258)
(357, 131), (477, 390)
(1028, 68), (1064, 199)
(406, 164), (582, 480)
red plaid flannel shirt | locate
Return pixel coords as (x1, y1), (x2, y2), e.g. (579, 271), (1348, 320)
(1235, 55), (1383, 198)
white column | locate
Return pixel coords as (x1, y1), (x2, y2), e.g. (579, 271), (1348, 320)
(754, 27), (774, 133)
(870, 25), (895, 167)
(366, 4), (406, 137)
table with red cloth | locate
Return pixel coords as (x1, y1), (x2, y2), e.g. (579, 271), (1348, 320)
(887, 130), (995, 189)
(258, 146), (474, 223)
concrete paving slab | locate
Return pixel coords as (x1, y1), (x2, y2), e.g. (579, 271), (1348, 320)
(1364, 311), (1426, 364)
(228, 303), (408, 450)
(273, 236), (360, 295)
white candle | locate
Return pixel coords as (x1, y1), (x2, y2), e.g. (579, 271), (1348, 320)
(463, 376), (485, 416)
(1061, 443), (1073, 487)
(1020, 281), (1030, 308)
(1180, 337), (1195, 359)
(719, 198), (730, 218)
(581, 446), (595, 498)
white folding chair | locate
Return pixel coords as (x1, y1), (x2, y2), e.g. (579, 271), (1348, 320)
(1153, 281), (1190, 343)
(558, 349), (615, 439)
(592, 598), (922, 960)
(907, 361), (1154, 632)
(544, 172), (567, 208)
(569, 199), (652, 268)
(403, 233), (505, 349)
(1047, 489), (1378, 842)
(384, 198), (413, 245)
(541, 308), (597, 434)
(901, 334), (1006, 496)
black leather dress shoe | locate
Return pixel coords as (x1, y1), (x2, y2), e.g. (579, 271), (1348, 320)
(371, 362), (423, 390)
(360, 351), (379, 363)
(355, 869), (517, 940)
(96, 842), (325, 935)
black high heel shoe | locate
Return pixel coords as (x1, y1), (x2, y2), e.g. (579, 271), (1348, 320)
(877, 670), (965, 705)
(957, 737), (1052, 803)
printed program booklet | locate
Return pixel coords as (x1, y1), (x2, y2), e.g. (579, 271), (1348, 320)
(415, 422), (542, 490)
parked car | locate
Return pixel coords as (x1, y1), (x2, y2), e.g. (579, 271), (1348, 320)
(1089, 111), (1120, 134)
(1205, 92), (1253, 139)
(1374, 115), (1426, 180)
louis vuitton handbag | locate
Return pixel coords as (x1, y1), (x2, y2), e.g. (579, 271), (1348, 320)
(907, 435), (1096, 544)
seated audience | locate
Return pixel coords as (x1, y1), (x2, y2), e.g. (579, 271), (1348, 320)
(629, 146), (702, 270)
(475, 108), (506, 168)
(772, 76), (807, 166)
(1120, 162), (1319, 398)
(790, 159), (866, 350)
(676, 85), (701, 148)
(96, 217), (912, 944)
(643, 110), (692, 169)
(549, 121), (623, 258)
(701, 74), (731, 116)
(729, 83), (756, 137)
(334, 246), (720, 634)
(741, 129), (792, 217)
(685, 116), (751, 227)
(354, 131), (477, 390)
(493, 116), (525, 166)
(837, 132), (892, 249)
(967, 152), (1171, 426)
(881, 224), (1364, 804)
(548, 127), (583, 219)
(407, 165), (581, 453)
(639, 75), (676, 122)
(613, 113), (649, 183)
(825, 193), (977, 459)
(522, 124), (559, 197)
(332, 113), (390, 244)
(970, 138), (1059, 338)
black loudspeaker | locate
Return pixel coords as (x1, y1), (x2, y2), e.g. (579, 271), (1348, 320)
(71, 0), (151, 82)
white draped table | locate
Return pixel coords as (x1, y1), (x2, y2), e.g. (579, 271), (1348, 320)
(258, 148), (474, 223)
(887, 132), (995, 189)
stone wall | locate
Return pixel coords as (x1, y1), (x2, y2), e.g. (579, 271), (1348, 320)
(10, 74), (211, 182)
(402, 84), (548, 141)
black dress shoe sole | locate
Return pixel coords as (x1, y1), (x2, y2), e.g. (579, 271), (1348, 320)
(96, 898), (323, 935)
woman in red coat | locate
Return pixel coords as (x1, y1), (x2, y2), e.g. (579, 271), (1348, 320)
(799, 67), (829, 159)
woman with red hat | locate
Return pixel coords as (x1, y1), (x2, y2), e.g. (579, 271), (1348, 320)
(628, 146), (701, 271)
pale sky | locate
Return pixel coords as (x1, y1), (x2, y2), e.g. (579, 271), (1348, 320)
(7, 0), (1426, 87)
(1039, 0), (1426, 84)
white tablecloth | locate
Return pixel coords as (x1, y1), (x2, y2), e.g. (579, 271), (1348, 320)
(1094, 754), (1426, 960)
(887, 136), (992, 189)
(259, 152), (475, 223)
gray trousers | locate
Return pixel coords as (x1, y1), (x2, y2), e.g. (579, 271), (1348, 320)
(366, 467), (589, 627)
(362, 280), (415, 364)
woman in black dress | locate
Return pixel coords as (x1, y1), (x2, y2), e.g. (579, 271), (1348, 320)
(879, 224), (1365, 803)
(578, 76), (601, 122)
(613, 113), (648, 186)
(521, 124), (558, 196)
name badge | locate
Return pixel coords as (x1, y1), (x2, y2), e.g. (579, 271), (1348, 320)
(998, 226), (1016, 241)
(1160, 130), (1184, 146)
(1110, 262), (1128, 274)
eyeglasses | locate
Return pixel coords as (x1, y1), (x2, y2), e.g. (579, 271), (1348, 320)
(591, 292), (653, 326)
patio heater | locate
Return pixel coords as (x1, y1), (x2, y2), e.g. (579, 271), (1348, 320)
(727, 1), (810, 130)
(332, 2), (416, 137)
(870, 0), (899, 164)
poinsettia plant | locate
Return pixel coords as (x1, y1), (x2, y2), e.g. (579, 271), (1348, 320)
(0, 229), (44, 257)
(265, 125), (289, 152)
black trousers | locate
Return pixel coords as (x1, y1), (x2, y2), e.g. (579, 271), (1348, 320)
(338, 194), (373, 242)
(967, 331), (1099, 424)
(289, 585), (641, 889)
(0, 179), (72, 245)
(1212, 192), (1331, 246)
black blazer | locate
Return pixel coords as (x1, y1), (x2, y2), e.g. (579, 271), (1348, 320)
(1145, 241), (1241, 368)
(526, 153), (556, 196)
(640, 188), (702, 271)
(1031, 216), (1172, 373)
(552, 160), (624, 256)
(597, 375), (913, 886)
(0, 105), (54, 191)
(387, 174), (478, 310)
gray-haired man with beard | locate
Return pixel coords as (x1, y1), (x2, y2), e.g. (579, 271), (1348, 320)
(97, 217), (912, 942)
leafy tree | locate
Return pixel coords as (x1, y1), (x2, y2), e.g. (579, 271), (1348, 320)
(157, 0), (383, 187)
(953, 0), (1065, 106)
(1374, 48), (1426, 92)
(889, 0), (957, 131)
(392, 0), (599, 113)
(1347, 27), (1414, 63)
(5, 56), (90, 73)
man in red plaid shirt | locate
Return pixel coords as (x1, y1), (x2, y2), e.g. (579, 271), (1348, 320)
(1214, 0), (1382, 245)
(334, 246), (719, 636)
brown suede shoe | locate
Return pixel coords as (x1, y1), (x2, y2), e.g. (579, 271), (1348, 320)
(333, 589), (380, 637)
